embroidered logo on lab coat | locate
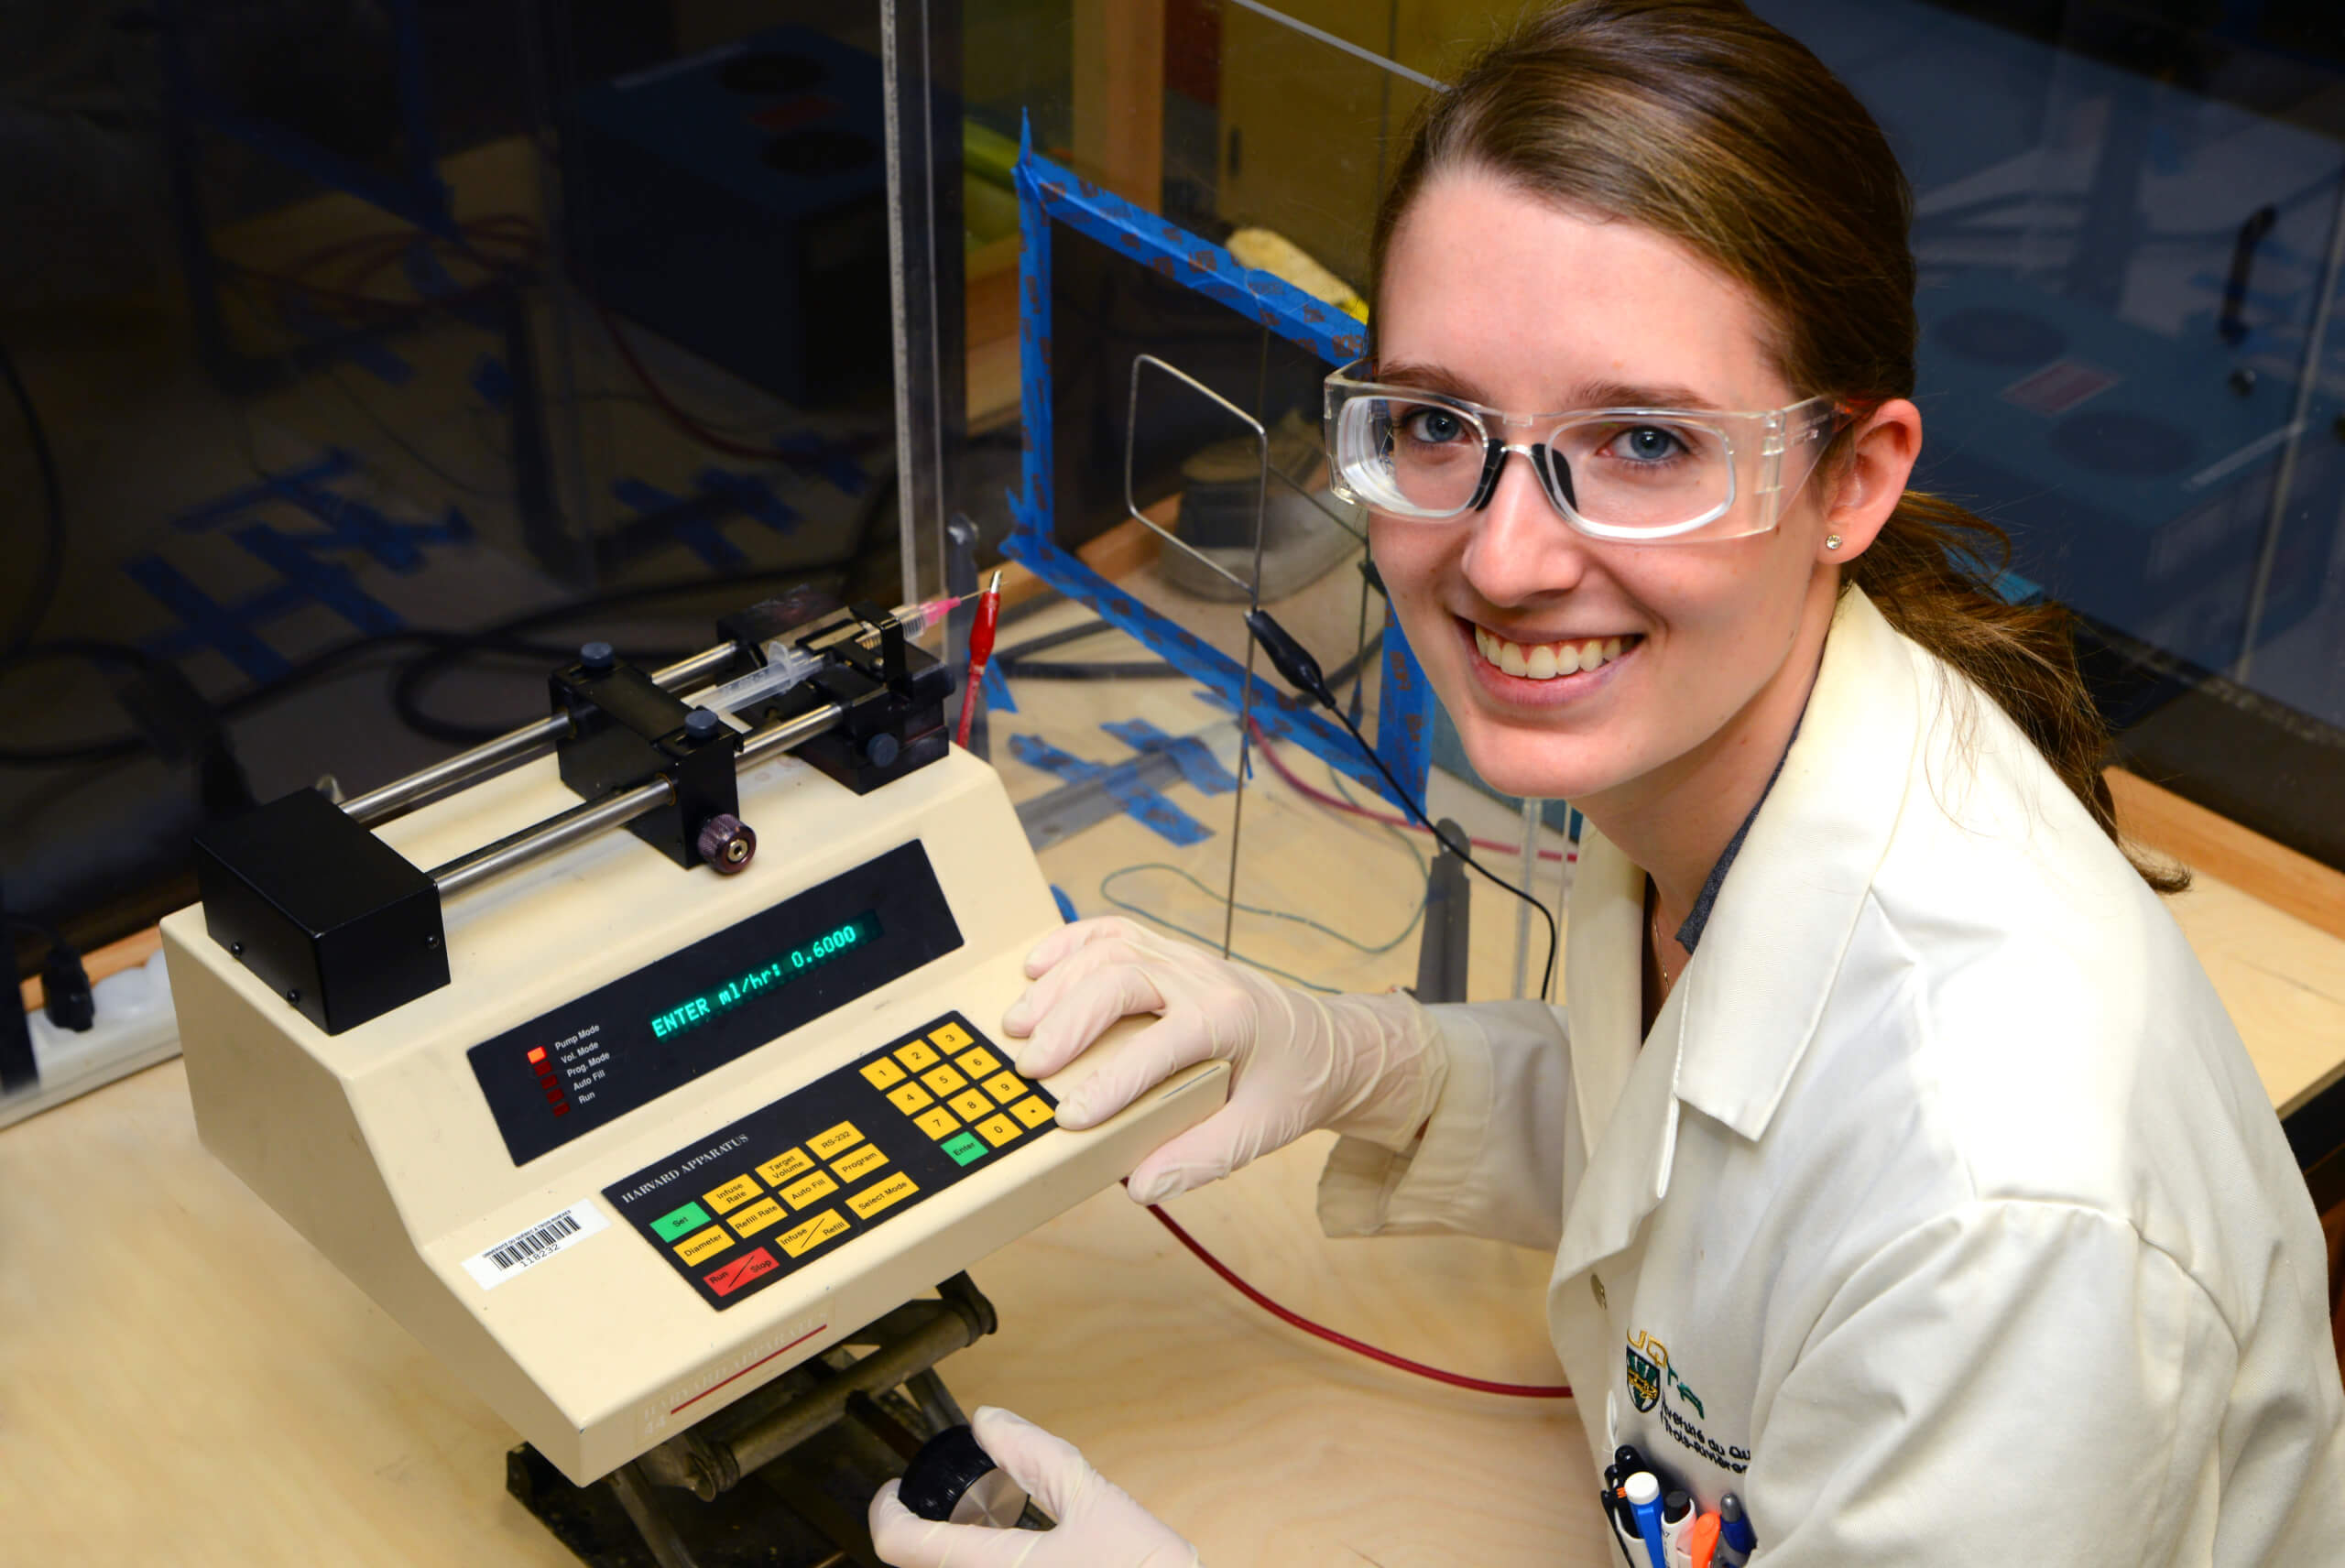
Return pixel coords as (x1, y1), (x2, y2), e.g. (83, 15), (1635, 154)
(1624, 1329), (1699, 1415)
(1627, 1330), (1750, 1475)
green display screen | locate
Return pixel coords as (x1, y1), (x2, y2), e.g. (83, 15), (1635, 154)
(649, 912), (884, 1041)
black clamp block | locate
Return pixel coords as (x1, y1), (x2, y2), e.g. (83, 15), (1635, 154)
(551, 650), (743, 869)
(193, 788), (449, 1036)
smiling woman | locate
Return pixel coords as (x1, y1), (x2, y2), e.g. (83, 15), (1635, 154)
(867, 6), (2345, 1568)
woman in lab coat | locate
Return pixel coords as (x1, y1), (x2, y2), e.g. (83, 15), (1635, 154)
(870, 3), (2345, 1563)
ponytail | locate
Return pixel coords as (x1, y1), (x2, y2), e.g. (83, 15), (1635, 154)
(1848, 494), (2188, 894)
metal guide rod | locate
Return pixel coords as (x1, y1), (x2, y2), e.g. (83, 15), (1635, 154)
(431, 779), (673, 897)
(427, 702), (846, 899)
(341, 641), (741, 825)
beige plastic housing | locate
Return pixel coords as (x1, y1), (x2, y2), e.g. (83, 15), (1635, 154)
(163, 744), (1227, 1484)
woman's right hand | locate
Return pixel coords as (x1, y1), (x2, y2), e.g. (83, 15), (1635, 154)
(1000, 918), (1447, 1204)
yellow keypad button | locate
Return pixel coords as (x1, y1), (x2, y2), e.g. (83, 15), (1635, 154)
(981, 1071), (1029, 1105)
(1009, 1095), (1054, 1129)
(859, 1058), (907, 1091)
(729, 1196), (788, 1239)
(921, 1063), (967, 1097)
(831, 1142), (889, 1183)
(779, 1209), (849, 1258)
(675, 1226), (734, 1266)
(847, 1171), (919, 1220)
(975, 1113), (1023, 1148)
(954, 1046), (1001, 1080)
(893, 1040), (940, 1073)
(756, 1148), (813, 1187)
(913, 1105), (961, 1139)
(887, 1082), (934, 1115)
(810, 1120), (864, 1160)
(929, 1020), (974, 1054)
(703, 1175), (762, 1215)
(948, 1088), (992, 1121)
(781, 1170), (840, 1211)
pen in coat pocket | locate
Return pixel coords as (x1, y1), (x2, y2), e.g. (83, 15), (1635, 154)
(1716, 1492), (1757, 1566)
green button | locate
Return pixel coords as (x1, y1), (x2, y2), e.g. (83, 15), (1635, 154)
(942, 1132), (987, 1167)
(650, 1201), (713, 1242)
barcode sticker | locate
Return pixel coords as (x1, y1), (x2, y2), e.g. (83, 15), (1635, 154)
(462, 1201), (610, 1290)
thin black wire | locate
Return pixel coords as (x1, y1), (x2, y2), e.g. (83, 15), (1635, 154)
(0, 561), (867, 768)
(1325, 703), (1558, 1002)
(1, 343), (67, 656)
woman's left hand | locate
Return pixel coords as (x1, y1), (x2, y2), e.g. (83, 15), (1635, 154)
(867, 1406), (1199, 1567)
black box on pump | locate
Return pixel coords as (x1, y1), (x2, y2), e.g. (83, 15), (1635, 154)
(193, 789), (449, 1035)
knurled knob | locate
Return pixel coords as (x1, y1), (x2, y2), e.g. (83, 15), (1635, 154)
(695, 812), (756, 874)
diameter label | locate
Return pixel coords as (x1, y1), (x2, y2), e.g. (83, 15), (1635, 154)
(462, 1201), (610, 1290)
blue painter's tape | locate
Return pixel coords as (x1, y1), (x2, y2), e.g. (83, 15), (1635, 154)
(470, 353), (514, 408)
(1009, 127), (1436, 813)
(614, 477), (747, 569)
(1051, 885), (1079, 924)
(1100, 718), (1237, 797)
(1000, 509), (1405, 809)
(980, 655), (1017, 714)
(125, 556), (291, 682)
(278, 292), (413, 386)
(769, 432), (869, 495)
(255, 469), (472, 573)
(1373, 599), (1431, 804)
(1015, 146), (1366, 366)
(695, 468), (801, 536)
(1009, 733), (1212, 847)
(232, 525), (406, 637)
(172, 451), (357, 533)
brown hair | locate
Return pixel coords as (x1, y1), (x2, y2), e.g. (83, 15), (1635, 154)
(1369, 0), (2184, 891)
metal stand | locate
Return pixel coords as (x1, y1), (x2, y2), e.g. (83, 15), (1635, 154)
(1412, 819), (1472, 1005)
(507, 1273), (1046, 1568)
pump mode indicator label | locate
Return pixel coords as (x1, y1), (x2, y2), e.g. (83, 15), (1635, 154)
(602, 1012), (1057, 1311)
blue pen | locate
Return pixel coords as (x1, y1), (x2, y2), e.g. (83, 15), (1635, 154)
(1624, 1471), (1669, 1568)
(1716, 1492), (1757, 1566)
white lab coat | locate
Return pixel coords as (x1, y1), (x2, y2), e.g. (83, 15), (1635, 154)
(1318, 587), (2345, 1564)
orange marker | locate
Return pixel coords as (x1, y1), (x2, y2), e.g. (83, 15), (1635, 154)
(1689, 1510), (1720, 1568)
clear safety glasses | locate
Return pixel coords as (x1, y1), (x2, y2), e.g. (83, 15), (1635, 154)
(1323, 360), (1845, 542)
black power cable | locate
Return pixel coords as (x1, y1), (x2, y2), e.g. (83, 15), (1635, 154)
(1, 344), (67, 656)
(1243, 607), (1558, 1001)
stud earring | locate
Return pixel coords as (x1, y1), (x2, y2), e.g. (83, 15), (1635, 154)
(1825, 533), (1843, 550)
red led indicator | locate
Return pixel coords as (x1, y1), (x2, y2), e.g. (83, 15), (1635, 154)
(528, 1047), (547, 1064)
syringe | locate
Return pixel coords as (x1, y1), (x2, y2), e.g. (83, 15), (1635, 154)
(701, 591), (981, 717)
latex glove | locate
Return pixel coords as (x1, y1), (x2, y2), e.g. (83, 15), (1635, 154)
(867, 1406), (1199, 1568)
(1000, 917), (1446, 1204)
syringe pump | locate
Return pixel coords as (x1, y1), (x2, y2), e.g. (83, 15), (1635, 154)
(163, 595), (1227, 1484)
